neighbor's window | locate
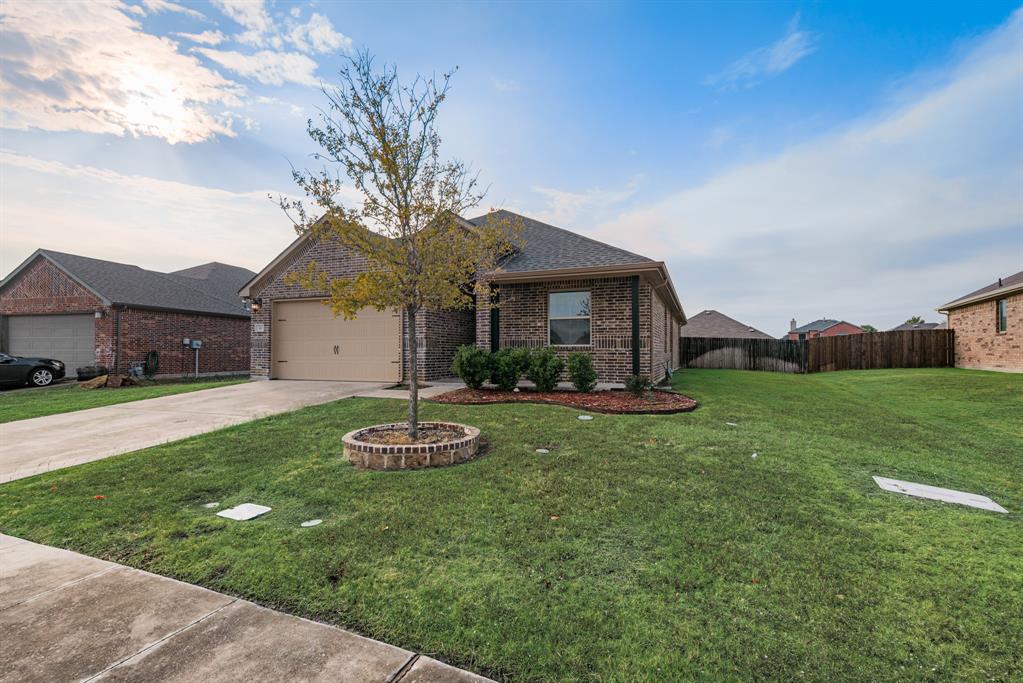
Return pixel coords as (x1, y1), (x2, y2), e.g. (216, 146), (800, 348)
(996, 298), (1008, 333)
(549, 291), (591, 345)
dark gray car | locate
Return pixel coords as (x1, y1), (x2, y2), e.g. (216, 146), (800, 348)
(0, 352), (66, 388)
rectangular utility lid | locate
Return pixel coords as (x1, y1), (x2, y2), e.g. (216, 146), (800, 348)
(216, 503), (272, 520)
(873, 476), (1007, 513)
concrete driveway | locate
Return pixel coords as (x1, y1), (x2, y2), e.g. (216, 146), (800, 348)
(0, 380), (386, 483)
(0, 534), (489, 682)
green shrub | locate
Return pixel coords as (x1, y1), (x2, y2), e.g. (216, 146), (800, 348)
(490, 349), (523, 391)
(566, 352), (598, 392)
(624, 374), (652, 396)
(527, 347), (565, 392)
(509, 347), (533, 375)
(451, 346), (491, 389)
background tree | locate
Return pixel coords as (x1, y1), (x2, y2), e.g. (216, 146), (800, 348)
(861, 324), (877, 333)
(281, 52), (519, 439)
(904, 315), (925, 325)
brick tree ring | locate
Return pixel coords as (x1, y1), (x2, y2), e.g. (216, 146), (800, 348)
(342, 422), (482, 471)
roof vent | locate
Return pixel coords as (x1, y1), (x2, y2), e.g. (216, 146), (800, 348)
(999, 277), (1003, 287)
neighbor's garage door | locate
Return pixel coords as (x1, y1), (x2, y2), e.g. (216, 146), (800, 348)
(271, 300), (401, 381)
(8, 314), (95, 377)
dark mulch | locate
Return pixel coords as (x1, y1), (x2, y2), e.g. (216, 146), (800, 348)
(430, 388), (698, 414)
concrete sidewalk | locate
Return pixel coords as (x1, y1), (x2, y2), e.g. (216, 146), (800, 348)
(0, 380), (386, 483)
(0, 534), (491, 683)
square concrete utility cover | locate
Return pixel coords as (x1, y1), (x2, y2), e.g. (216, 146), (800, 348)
(217, 504), (272, 521)
(873, 476), (1007, 513)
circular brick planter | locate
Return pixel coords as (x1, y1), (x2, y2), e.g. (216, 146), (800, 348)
(342, 422), (481, 471)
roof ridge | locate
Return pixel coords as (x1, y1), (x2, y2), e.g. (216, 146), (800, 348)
(471, 209), (653, 263)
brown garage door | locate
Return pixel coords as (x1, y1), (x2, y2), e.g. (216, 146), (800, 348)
(271, 300), (401, 381)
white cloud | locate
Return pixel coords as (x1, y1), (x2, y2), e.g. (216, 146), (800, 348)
(532, 180), (639, 226)
(287, 12), (352, 54)
(176, 30), (226, 45)
(0, 150), (292, 274)
(706, 13), (817, 88)
(140, 0), (205, 20)
(210, 0), (271, 35)
(0, 0), (243, 144)
(195, 48), (319, 86)
(596, 8), (1023, 333)
(493, 78), (520, 93)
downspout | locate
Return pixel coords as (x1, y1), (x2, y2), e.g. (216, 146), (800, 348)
(489, 287), (500, 352)
(113, 307), (121, 373)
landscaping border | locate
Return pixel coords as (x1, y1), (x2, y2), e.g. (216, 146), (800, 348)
(429, 389), (698, 415)
(342, 422), (482, 470)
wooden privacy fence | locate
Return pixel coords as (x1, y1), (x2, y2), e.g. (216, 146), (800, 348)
(680, 330), (955, 374)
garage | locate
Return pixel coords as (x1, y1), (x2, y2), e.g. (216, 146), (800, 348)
(271, 300), (401, 381)
(8, 314), (95, 377)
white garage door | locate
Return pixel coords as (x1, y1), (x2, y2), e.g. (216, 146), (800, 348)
(9, 314), (96, 377)
(271, 300), (401, 381)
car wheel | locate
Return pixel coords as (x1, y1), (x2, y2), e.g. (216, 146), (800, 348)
(30, 368), (54, 387)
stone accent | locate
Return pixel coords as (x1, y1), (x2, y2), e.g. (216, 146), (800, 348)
(475, 276), (681, 383)
(0, 258), (249, 376)
(248, 236), (474, 381)
(947, 292), (1021, 371)
(342, 422), (481, 470)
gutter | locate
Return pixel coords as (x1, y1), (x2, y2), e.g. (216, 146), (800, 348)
(937, 281), (1023, 314)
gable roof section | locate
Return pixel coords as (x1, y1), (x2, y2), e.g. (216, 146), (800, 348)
(680, 310), (774, 339)
(169, 262), (256, 311)
(938, 270), (1023, 312)
(889, 321), (945, 331)
(791, 319), (844, 334)
(1, 250), (252, 317)
(468, 210), (653, 273)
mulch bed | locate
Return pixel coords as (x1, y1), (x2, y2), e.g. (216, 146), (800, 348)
(430, 388), (698, 414)
(358, 426), (466, 446)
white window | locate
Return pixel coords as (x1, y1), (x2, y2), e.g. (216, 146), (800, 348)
(549, 291), (591, 345)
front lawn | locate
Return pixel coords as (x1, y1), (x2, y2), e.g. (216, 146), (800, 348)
(0, 376), (248, 423)
(1, 369), (1020, 681)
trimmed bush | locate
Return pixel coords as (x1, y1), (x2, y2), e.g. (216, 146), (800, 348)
(566, 352), (598, 392)
(451, 346), (491, 389)
(624, 374), (652, 396)
(509, 347), (533, 376)
(490, 349), (523, 391)
(527, 347), (565, 392)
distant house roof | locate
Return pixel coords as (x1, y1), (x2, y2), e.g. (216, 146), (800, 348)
(938, 270), (1023, 312)
(889, 321), (946, 331)
(790, 319), (842, 334)
(1, 250), (254, 318)
(680, 310), (773, 339)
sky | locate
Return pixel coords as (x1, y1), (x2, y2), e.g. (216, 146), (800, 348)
(1, 0), (1021, 336)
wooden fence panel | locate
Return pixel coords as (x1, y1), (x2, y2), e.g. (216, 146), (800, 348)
(681, 330), (954, 374)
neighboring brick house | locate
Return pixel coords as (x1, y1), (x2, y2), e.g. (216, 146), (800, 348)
(938, 270), (1022, 372)
(679, 310), (774, 339)
(786, 318), (864, 341)
(240, 210), (685, 384)
(0, 250), (253, 377)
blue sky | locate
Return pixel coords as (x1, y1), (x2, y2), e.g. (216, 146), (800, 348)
(2, 0), (1021, 335)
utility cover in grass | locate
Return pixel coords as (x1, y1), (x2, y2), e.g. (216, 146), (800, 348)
(873, 476), (1007, 513)
(301, 519), (322, 527)
(202, 502), (219, 508)
(216, 503), (272, 520)
(535, 448), (550, 454)
(578, 415), (593, 421)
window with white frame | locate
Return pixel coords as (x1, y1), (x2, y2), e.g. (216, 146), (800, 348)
(549, 291), (591, 345)
(996, 298), (1008, 333)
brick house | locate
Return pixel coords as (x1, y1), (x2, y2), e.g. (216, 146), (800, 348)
(240, 210), (685, 384)
(786, 318), (864, 341)
(938, 270), (1022, 372)
(0, 250), (254, 377)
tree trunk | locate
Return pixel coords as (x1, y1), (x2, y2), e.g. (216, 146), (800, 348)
(406, 304), (419, 440)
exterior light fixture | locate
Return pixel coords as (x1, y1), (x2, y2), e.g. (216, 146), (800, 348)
(251, 298), (263, 313)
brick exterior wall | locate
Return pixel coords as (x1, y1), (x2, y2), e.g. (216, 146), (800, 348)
(248, 236), (474, 381)
(475, 276), (680, 383)
(948, 293), (1022, 371)
(1, 257), (248, 376)
(787, 321), (864, 340)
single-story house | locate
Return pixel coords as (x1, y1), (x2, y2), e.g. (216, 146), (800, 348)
(0, 250), (254, 377)
(239, 210), (685, 384)
(938, 270), (1021, 372)
(888, 321), (946, 331)
(679, 310), (773, 339)
(786, 318), (864, 341)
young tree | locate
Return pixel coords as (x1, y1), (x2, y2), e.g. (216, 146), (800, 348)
(860, 324), (878, 333)
(904, 315), (925, 325)
(281, 52), (519, 439)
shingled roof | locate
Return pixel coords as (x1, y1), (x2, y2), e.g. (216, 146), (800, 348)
(680, 310), (774, 339)
(889, 321), (946, 331)
(467, 210), (653, 273)
(1, 250), (254, 318)
(790, 319), (843, 334)
(939, 270), (1023, 311)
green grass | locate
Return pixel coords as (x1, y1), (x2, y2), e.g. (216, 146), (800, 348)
(0, 376), (248, 423)
(1, 369), (1020, 681)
